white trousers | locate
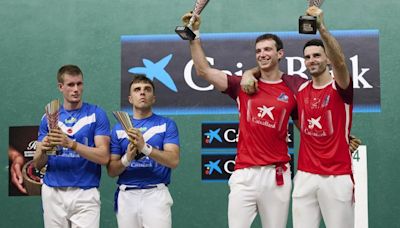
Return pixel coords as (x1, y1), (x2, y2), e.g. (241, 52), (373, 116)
(228, 165), (292, 228)
(41, 184), (100, 228)
(292, 171), (354, 228)
(116, 184), (173, 228)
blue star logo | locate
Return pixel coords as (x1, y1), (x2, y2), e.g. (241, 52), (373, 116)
(204, 128), (223, 144)
(204, 160), (222, 175)
(128, 54), (178, 92)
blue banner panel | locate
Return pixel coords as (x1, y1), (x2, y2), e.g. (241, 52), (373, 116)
(121, 30), (380, 115)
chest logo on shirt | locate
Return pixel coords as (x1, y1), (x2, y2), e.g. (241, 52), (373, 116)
(257, 105), (275, 120)
(65, 117), (77, 124)
(302, 112), (334, 137)
(308, 95), (330, 110)
(307, 116), (322, 130)
(277, 92), (289, 103)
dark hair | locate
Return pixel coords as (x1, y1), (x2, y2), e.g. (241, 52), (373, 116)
(57, 65), (83, 83)
(129, 74), (155, 92)
(303, 39), (325, 52)
(255, 33), (284, 51)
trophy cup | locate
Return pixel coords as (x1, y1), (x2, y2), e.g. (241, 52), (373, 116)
(45, 99), (60, 155)
(112, 111), (145, 160)
(175, 0), (210, 40)
(299, 0), (324, 34)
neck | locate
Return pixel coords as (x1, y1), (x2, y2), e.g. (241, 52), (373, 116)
(260, 68), (283, 81)
(63, 101), (83, 110)
(133, 108), (153, 119)
(311, 69), (332, 87)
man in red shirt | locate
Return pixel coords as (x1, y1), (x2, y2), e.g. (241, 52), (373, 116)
(291, 6), (354, 228)
(182, 12), (297, 228)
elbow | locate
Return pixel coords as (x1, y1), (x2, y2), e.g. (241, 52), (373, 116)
(195, 68), (206, 78)
(99, 155), (110, 166)
(106, 165), (118, 177)
(169, 158), (180, 169)
(107, 170), (118, 178)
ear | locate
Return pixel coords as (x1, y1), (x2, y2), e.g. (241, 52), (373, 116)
(151, 95), (156, 105)
(57, 83), (63, 92)
(128, 95), (133, 105)
(277, 49), (285, 61)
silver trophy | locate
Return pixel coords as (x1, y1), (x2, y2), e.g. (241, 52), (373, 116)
(299, 0), (324, 34)
(175, 0), (210, 40)
(45, 99), (60, 155)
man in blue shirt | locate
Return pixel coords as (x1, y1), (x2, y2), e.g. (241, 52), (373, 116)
(33, 64), (110, 228)
(107, 75), (180, 228)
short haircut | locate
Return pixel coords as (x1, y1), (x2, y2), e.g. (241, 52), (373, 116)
(129, 74), (155, 93)
(57, 65), (83, 83)
(255, 33), (284, 51)
(303, 39), (325, 52)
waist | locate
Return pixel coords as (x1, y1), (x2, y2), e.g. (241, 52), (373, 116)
(119, 183), (167, 191)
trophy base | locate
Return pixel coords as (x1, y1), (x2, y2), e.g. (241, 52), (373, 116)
(299, 16), (317, 34)
(175, 26), (196, 40)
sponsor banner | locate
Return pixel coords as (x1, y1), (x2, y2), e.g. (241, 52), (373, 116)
(201, 121), (295, 181)
(8, 126), (42, 196)
(201, 121), (294, 150)
(121, 30), (380, 115)
(202, 153), (295, 181)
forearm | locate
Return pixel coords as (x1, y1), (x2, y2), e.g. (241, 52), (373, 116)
(189, 39), (228, 91)
(189, 39), (212, 76)
(33, 143), (48, 170)
(318, 24), (350, 88)
(318, 25), (346, 67)
(73, 142), (110, 165)
(148, 148), (180, 169)
(107, 158), (127, 177)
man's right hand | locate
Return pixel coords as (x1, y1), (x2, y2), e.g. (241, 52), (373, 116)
(181, 12), (200, 31)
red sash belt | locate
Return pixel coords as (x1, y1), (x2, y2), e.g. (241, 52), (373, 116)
(275, 163), (288, 186)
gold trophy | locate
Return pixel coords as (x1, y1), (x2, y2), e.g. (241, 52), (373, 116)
(112, 111), (145, 160)
(299, 0), (324, 34)
(45, 99), (60, 155)
(175, 0), (210, 40)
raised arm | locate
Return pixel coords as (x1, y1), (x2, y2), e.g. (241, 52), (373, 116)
(308, 6), (350, 89)
(182, 12), (228, 92)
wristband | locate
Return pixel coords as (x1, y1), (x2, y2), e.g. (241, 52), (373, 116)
(121, 154), (131, 167)
(193, 30), (200, 39)
(141, 143), (153, 156)
(71, 141), (78, 151)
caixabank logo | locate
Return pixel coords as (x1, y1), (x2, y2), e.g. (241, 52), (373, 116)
(201, 122), (294, 149)
(202, 153), (236, 181)
(202, 153), (296, 181)
(202, 122), (238, 149)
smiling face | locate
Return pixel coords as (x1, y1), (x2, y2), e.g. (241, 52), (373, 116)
(58, 73), (83, 106)
(303, 45), (330, 77)
(255, 39), (283, 71)
(128, 81), (156, 111)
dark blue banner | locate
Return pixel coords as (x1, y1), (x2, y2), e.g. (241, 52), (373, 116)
(121, 30), (380, 115)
